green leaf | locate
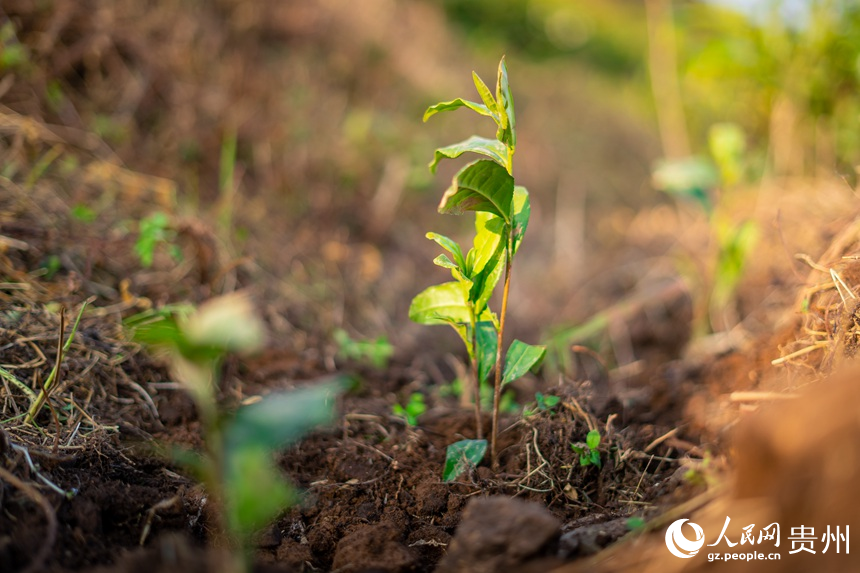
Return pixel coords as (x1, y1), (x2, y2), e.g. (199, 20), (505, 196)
(429, 136), (508, 174)
(475, 321), (498, 383)
(586, 429), (601, 450)
(651, 157), (719, 213)
(426, 232), (466, 270)
(438, 160), (514, 223)
(183, 293), (266, 356)
(443, 439), (487, 482)
(512, 186), (530, 255)
(502, 340), (546, 385)
(433, 254), (458, 270)
(470, 213), (505, 275)
(424, 98), (493, 122)
(496, 57), (516, 148)
(472, 71), (498, 118)
(409, 282), (471, 325)
(224, 446), (297, 540)
(468, 213), (506, 314)
(224, 380), (344, 452)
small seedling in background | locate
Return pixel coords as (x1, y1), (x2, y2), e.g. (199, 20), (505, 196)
(523, 392), (560, 417)
(571, 429), (602, 468)
(651, 123), (758, 334)
(409, 56), (545, 468)
(443, 438), (488, 482)
(333, 328), (394, 369)
(627, 516), (647, 531)
(392, 392), (426, 426)
(135, 211), (182, 268)
(535, 392), (560, 411)
(127, 294), (342, 571)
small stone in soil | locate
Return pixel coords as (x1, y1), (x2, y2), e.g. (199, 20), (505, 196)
(434, 496), (561, 573)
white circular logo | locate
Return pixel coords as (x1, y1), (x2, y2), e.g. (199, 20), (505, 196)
(665, 519), (705, 558)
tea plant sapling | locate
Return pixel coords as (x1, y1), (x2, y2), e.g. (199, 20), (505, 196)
(128, 294), (342, 571)
(410, 57), (546, 467)
(571, 429), (602, 468)
(392, 392), (426, 426)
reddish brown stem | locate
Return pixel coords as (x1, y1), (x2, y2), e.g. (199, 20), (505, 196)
(490, 232), (514, 466)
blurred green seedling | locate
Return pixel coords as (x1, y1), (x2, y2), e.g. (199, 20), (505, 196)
(409, 56), (545, 469)
(127, 294), (343, 572)
(571, 429), (602, 468)
(392, 392), (426, 426)
(333, 328), (394, 369)
(523, 392), (560, 417)
(135, 211), (182, 268)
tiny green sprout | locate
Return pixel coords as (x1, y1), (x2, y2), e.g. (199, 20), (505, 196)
(523, 392), (560, 417)
(571, 429), (602, 468)
(627, 516), (646, 531)
(333, 328), (394, 369)
(535, 392), (560, 411)
(410, 56), (545, 466)
(135, 212), (181, 268)
(70, 204), (97, 223)
(392, 392), (426, 426)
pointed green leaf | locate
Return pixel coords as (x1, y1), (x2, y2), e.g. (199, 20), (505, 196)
(225, 380), (344, 451)
(224, 446), (297, 540)
(424, 99), (493, 122)
(586, 429), (601, 450)
(409, 282), (470, 325)
(496, 57), (516, 148)
(472, 71), (498, 117)
(512, 186), (530, 255)
(502, 340), (546, 385)
(433, 254), (458, 270)
(443, 439), (487, 482)
(438, 160), (514, 223)
(471, 213), (505, 274)
(475, 321), (497, 383)
(429, 136), (508, 174)
(426, 232), (467, 271)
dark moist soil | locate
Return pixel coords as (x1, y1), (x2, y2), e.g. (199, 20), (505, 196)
(1, 347), (699, 573)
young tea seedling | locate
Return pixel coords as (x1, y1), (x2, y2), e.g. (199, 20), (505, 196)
(128, 294), (342, 571)
(409, 56), (545, 468)
(392, 392), (426, 426)
(333, 327), (394, 369)
(571, 429), (602, 468)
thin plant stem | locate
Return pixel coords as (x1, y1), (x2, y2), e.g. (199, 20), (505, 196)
(491, 230), (514, 466)
(469, 306), (482, 439)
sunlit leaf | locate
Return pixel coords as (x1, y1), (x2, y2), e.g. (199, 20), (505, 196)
(472, 71), (498, 117)
(433, 254), (458, 270)
(424, 98), (493, 122)
(443, 439), (487, 482)
(429, 136), (508, 173)
(475, 321), (497, 383)
(496, 57), (516, 148)
(184, 293), (266, 355)
(409, 281), (471, 325)
(426, 232), (466, 270)
(502, 340), (546, 385)
(438, 160), (514, 223)
(512, 186), (530, 255)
